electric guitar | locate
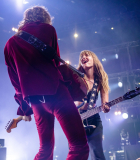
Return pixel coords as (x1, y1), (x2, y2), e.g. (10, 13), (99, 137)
(5, 87), (140, 133)
(81, 87), (140, 121)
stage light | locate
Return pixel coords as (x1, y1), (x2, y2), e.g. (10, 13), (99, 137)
(116, 150), (124, 153)
(12, 27), (18, 32)
(12, 27), (15, 31)
(95, 31), (97, 33)
(65, 60), (70, 64)
(118, 82), (123, 87)
(118, 111), (121, 115)
(118, 77), (123, 87)
(111, 27), (114, 30)
(74, 33), (78, 38)
(114, 111), (121, 115)
(102, 58), (106, 62)
(58, 38), (61, 40)
(115, 54), (118, 59)
(122, 113), (128, 119)
(23, 0), (29, 4)
(135, 81), (140, 86)
(114, 111), (118, 115)
(14, 29), (18, 32)
(16, 0), (23, 8)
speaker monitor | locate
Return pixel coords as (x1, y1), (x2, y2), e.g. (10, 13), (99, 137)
(0, 147), (6, 160)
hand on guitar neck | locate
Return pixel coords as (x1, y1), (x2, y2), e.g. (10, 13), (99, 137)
(5, 115), (31, 133)
(22, 115), (32, 122)
(102, 103), (110, 113)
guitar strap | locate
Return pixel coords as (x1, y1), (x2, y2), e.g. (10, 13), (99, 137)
(15, 30), (56, 60)
(78, 76), (99, 110)
(87, 76), (99, 109)
(80, 77), (99, 136)
(15, 30), (84, 79)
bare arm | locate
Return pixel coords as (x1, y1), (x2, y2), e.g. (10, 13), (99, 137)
(100, 87), (110, 113)
(100, 88), (109, 104)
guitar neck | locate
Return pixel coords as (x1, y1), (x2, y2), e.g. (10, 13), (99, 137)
(55, 55), (84, 78)
(81, 96), (124, 120)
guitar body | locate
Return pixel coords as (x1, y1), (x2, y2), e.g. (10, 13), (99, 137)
(58, 65), (88, 101)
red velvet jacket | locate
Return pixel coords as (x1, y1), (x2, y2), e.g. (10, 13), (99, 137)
(4, 22), (63, 116)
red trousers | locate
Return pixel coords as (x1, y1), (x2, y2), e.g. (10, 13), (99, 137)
(31, 81), (89, 160)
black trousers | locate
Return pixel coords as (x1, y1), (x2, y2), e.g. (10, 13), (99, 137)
(87, 121), (106, 160)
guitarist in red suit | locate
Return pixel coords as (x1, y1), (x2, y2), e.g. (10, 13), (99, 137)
(4, 6), (89, 160)
(75, 50), (110, 160)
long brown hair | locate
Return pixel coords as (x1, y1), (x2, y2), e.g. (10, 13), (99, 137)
(18, 6), (52, 30)
(77, 50), (109, 93)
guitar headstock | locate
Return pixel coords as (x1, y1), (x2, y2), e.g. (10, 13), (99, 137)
(5, 119), (18, 133)
(123, 87), (140, 100)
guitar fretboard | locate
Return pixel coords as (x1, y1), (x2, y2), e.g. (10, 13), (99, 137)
(81, 96), (124, 120)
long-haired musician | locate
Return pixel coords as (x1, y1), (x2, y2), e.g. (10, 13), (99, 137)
(75, 50), (110, 160)
(4, 6), (89, 160)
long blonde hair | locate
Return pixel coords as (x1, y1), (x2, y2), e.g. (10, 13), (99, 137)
(77, 50), (109, 93)
(18, 6), (52, 30)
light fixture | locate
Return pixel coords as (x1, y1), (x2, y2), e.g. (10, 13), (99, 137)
(12, 27), (18, 32)
(74, 33), (78, 38)
(118, 82), (123, 87)
(122, 113), (128, 119)
(102, 58), (106, 62)
(65, 60), (70, 64)
(115, 54), (118, 59)
(118, 77), (123, 88)
(114, 111), (121, 115)
(118, 111), (121, 115)
(23, 0), (29, 4)
(114, 111), (118, 115)
(111, 27), (114, 30)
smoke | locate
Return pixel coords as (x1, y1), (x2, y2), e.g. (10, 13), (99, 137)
(0, 17), (4, 21)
